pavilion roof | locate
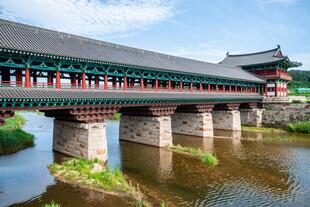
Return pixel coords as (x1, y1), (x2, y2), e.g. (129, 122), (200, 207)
(0, 19), (264, 83)
(220, 45), (302, 68)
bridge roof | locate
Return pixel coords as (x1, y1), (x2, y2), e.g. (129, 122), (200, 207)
(0, 88), (262, 103)
(0, 19), (264, 83)
(220, 45), (301, 68)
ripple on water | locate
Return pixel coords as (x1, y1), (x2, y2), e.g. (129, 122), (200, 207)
(1, 113), (310, 206)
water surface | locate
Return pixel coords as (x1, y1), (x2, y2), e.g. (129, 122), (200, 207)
(1, 112), (310, 206)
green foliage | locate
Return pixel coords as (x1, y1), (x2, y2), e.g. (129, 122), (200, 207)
(112, 113), (121, 120)
(288, 70), (310, 82)
(201, 153), (218, 166)
(292, 100), (302, 104)
(0, 114), (34, 155)
(42, 202), (60, 207)
(168, 144), (218, 166)
(287, 121), (310, 134)
(0, 114), (26, 131)
(49, 158), (150, 207)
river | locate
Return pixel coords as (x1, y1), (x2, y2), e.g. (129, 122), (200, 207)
(1, 112), (310, 206)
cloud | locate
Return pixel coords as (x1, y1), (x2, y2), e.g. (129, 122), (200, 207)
(0, 0), (174, 38)
(162, 42), (228, 63)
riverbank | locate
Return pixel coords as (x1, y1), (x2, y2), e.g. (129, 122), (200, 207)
(49, 158), (151, 207)
(243, 121), (310, 135)
(0, 114), (34, 155)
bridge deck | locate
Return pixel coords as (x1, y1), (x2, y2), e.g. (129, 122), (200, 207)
(0, 87), (262, 110)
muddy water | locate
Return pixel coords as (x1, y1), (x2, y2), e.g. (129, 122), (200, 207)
(1, 112), (310, 206)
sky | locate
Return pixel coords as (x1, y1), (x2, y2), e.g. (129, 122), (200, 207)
(0, 0), (309, 70)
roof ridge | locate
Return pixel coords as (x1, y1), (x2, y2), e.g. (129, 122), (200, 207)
(226, 47), (279, 57)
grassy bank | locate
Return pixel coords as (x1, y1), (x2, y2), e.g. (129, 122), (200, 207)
(168, 144), (218, 166)
(287, 121), (310, 134)
(49, 158), (150, 207)
(242, 126), (286, 133)
(0, 114), (34, 155)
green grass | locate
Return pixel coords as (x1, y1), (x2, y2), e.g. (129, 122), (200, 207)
(292, 100), (303, 104)
(168, 144), (218, 166)
(201, 153), (219, 166)
(242, 126), (285, 133)
(49, 158), (150, 207)
(42, 202), (60, 207)
(287, 121), (310, 134)
(0, 114), (34, 155)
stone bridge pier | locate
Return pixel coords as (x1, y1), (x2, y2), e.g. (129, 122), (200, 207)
(212, 103), (241, 131)
(171, 104), (214, 138)
(239, 103), (263, 127)
(119, 105), (177, 147)
(45, 106), (119, 163)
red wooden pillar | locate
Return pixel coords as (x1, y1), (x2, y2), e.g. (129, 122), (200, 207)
(16, 69), (22, 85)
(216, 84), (218, 93)
(95, 75), (99, 88)
(25, 67), (30, 88)
(82, 72), (86, 89)
(48, 72), (53, 86)
(250, 87), (253, 93)
(207, 84), (210, 92)
(112, 77), (117, 89)
(124, 76), (127, 90)
(104, 74), (108, 90)
(190, 82), (193, 92)
(235, 86), (238, 93)
(241, 86), (244, 93)
(55, 70), (60, 89)
(275, 82), (278, 97)
(229, 85), (232, 92)
(155, 79), (159, 91)
(200, 82), (203, 92)
(264, 84), (267, 96)
(223, 85), (226, 92)
(180, 81), (183, 92)
(168, 80), (171, 92)
(140, 78), (144, 91)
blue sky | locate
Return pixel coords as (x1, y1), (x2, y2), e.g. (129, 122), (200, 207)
(0, 0), (309, 70)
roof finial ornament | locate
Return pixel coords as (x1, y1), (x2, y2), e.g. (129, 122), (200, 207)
(226, 52), (229, 56)
(277, 45), (281, 49)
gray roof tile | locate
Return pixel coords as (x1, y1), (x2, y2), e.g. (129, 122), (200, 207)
(220, 47), (287, 67)
(0, 19), (264, 83)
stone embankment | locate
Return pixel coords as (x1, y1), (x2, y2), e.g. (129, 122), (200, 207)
(262, 103), (310, 127)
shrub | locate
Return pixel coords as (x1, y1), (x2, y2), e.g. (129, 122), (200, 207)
(287, 121), (310, 134)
